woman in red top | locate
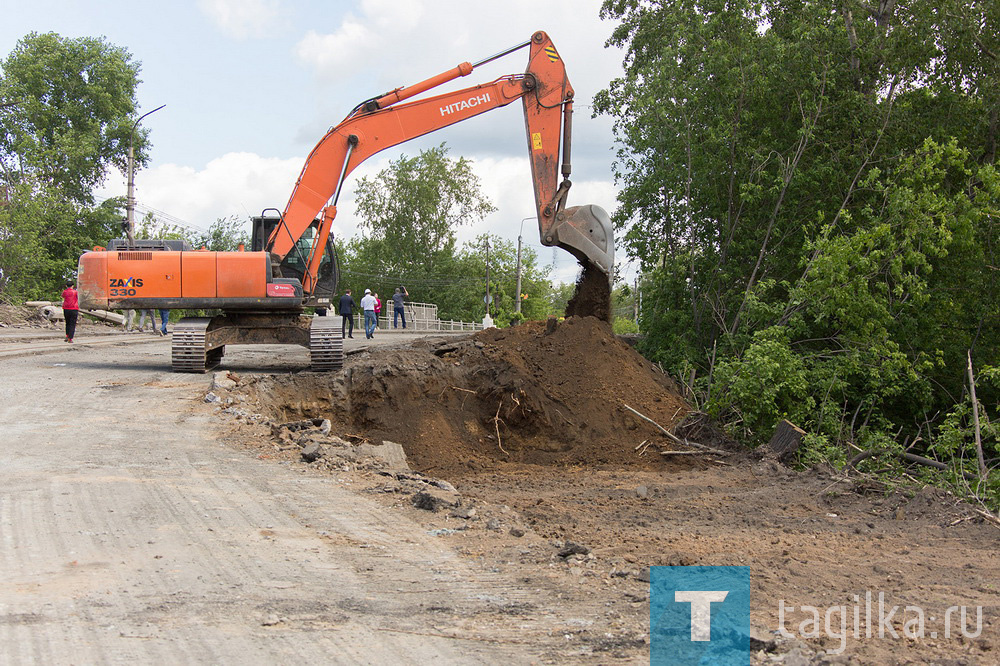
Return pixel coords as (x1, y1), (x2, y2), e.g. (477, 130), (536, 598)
(62, 281), (79, 343)
(373, 293), (382, 330)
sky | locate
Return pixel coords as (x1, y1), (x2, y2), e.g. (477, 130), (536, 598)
(3, 0), (632, 285)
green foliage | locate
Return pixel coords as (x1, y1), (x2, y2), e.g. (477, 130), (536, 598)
(135, 210), (187, 241)
(710, 326), (814, 444)
(351, 143), (496, 276)
(0, 177), (121, 300)
(0, 32), (143, 300)
(599, 1), (1000, 507)
(547, 282), (576, 318)
(190, 216), (251, 252)
(337, 144), (568, 322)
(612, 317), (639, 335)
(0, 32), (144, 204)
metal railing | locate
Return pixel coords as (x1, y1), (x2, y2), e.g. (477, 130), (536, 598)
(341, 301), (484, 332)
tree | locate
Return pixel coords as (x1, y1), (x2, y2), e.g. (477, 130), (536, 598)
(0, 32), (144, 204)
(191, 216), (251, 252)
(0, 32), (144, 300)
(597, 1), (1000, 504)
(437, 234), (552, 324)
(338, 232), (553, 324)
(351, 143), (496, 276)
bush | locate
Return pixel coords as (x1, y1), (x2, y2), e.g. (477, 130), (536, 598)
(613, 317), (639, 335)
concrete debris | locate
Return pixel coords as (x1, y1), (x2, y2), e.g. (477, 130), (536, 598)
(212, 372), (238, 391)
(412, 488), (459, 512)
(557, 541), (590, 558)
(271, 418), (330, 435)
(301, 442), (323, 463)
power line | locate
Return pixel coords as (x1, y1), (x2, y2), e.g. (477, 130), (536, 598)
(340, 268), (526, 288)
(93, 194), (204, 235)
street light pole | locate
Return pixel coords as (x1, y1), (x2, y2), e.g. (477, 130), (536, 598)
(484, 236), (491, 317)
(126, 104), (165, 247)
(515, 216), (533, 313)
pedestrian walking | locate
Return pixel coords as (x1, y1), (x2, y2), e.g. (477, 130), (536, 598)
(122, 309), (136, 332)
(373, 292), (382, 330)
(158, 309), (170, 335)
(338, 289), (356, 339)
(361, 288), (377, 339)
(137, 309), (156, 333)
(62, 281), (79, 343)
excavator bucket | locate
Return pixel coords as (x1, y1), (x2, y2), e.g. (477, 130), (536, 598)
(544, 204), (615, 278)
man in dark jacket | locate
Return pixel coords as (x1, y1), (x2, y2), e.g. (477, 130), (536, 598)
(338, 289), (356, 339)
(392, 286), (409, 328)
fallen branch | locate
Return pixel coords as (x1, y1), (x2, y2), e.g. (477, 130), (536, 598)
(848, 449), (977, 481)
(967, 350), (988, 480)
(973, 508), (1000, 529)
(493, 398), (508, 457)
(658, 450), (710, 456)
(621, 403), (729, 455)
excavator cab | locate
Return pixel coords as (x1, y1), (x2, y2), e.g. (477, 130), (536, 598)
(251, 212), (338, 310)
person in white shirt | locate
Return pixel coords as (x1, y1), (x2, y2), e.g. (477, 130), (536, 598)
(360, 288), (377, 339)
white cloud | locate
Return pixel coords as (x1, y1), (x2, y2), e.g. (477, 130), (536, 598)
(99, 153), (305, 231)
(292, 0), (620, 94)
(295, 21), (374, 73)
(294, 0), (424, 74)
(198, 0), (286, 39)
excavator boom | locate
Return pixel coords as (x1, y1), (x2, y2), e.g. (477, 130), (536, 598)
(270, 30), (613, 294)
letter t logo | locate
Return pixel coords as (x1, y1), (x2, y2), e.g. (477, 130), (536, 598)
(675, 591), (729, 641)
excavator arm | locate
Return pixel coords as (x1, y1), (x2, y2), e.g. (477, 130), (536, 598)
(270, 31), (613, 297)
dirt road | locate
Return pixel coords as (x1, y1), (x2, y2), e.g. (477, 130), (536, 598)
(0, 334), (594, 663)
(3, 316), (999, 664)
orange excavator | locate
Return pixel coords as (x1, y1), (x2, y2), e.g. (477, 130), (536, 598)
(77, 31), (614, 372)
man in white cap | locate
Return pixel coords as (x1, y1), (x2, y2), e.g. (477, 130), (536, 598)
(360, 288), (377, 339)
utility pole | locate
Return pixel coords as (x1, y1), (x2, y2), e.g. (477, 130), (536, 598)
(126, 104), (165, 247)
(485, 236), (491, 317)
(633, 276), (639, 323)
(515, 216), (531, 313)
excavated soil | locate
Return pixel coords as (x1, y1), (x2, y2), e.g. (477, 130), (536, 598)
(246, 316), (699, 476)
(220, 317), (1000, 664)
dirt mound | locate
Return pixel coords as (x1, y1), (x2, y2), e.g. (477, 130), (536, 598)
(249, 317), (697, 475)
(0, 303), (42, 326)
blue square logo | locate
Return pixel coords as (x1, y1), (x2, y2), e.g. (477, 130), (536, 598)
(651, 566), (756, 665)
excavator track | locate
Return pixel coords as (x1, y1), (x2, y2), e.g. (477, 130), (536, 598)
(309, 316), (344, 371)
(172, 318), (224, 373)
